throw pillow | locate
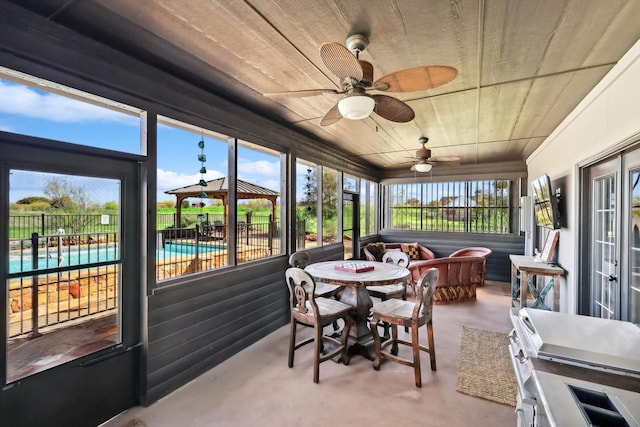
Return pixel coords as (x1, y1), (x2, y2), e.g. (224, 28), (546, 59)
(367, 242), (386, 261)
(401, 242), (421, 260)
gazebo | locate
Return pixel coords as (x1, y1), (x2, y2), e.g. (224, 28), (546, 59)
(165, 177), (280, 228)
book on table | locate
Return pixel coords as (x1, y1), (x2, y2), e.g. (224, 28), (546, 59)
(334, 262), (374, 273)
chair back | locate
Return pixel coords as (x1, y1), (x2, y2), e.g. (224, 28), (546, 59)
(288, 251), (311, 268)
(414, 268), (438, 322)
(381, 250), (409, 267)
(284, 267), (318, 321)
(449, 246), (492, 259)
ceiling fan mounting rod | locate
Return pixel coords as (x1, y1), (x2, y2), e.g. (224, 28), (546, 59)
(345, 34), (369, 58)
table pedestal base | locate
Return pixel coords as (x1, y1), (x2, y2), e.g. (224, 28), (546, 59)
(339, 285), (376, 360)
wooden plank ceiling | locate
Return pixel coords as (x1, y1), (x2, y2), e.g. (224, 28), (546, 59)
(13, 0), (640, 173)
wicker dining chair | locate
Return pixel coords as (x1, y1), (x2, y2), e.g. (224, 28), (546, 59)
(369, 268), (438, 387)
(284, 267), (352, 383)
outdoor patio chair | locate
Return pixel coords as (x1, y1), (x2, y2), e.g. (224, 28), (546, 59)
(449, 246), (492, 286)
(369, 268), (438, 387)
(284, 267), (352, 383)
(198, 221), (216, 241)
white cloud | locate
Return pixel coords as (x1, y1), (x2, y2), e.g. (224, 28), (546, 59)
(157, 168), (225, 192)
(260, 179), (281, 192)
(0, 79), (137, 124)
(238, 158), (280, 177)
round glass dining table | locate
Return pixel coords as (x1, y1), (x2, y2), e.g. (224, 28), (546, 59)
(304, 260), (410, 359)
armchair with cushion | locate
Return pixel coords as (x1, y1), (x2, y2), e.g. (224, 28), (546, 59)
(449, 246), (492, 286)
(363, 242), (436, 291)
(413, 256), (485, 304)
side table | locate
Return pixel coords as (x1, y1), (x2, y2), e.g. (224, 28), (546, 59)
(509, 254), (565, 311)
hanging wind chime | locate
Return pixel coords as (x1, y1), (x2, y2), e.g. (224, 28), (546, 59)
(197, 134), (207, 221)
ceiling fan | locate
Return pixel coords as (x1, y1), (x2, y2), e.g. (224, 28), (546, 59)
(408, 137), (461, 172)
(263, 34), (457, 126)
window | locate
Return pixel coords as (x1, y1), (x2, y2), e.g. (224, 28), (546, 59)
(296, 160), (318, 249)
(156, 116), (229, 280)
(236, 140), (283, 262)
(385, 180), (511, 233)
(8, 170), (123, 381)
(360, 179), (377, 236)
(0, 67), (142, 153)
(343, 174), (358, 192)
(322, 167), (339, 244)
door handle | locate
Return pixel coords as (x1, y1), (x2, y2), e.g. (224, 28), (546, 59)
(608, 275), (617, 282)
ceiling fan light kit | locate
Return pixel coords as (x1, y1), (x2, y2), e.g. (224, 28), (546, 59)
(415, 162), (432, 172)
(338, 94), (375, 120)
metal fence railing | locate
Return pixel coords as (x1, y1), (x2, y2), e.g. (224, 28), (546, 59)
(7, 231), (119, 338)
(385, 180), (511, 233)
(389, 206), (510, 233)
(156, 216), (280, 281)
(10, 213), (119, 239)
(11, 212), (277, 237)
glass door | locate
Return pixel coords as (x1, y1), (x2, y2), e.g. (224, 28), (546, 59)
(629, 169), (640, 322)
(624, 150), (640, 322)
(6, 170), (123, 381)
(589, 162), (619, 319)
(343, 192), (359, 259)
(1, 138), (140, 426)
(582, 147), (640, 321)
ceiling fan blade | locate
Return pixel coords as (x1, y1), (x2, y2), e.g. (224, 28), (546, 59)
(320, 42), (363, 82)
(263, 89), (340, 98)
(375, 65), (458, 92)
(431, 155), (462, 162)
(319, 103), (342, 126)
(372, 95), (415, 122)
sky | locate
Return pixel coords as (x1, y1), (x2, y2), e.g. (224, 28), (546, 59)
(0, 77), (290, 204)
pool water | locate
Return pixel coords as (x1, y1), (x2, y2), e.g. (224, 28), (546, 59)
(161, 242), (225, 255)
(8, 242), (226, 273)
(9, 245), (120, 274)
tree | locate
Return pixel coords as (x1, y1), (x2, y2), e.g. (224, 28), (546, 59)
(43, 177), (95, 233)
(44, 178), (89, 210)
(157, 200), (175, 209)
(16, 196), (51, 206)
(322, 170), (338, 220)
(103, 201), (119, 211)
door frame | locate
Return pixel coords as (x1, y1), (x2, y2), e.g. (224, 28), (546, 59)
(578, 141), (640, 320)
(0, 133), (143, 426)
(342, 191), (360, 259)
(579, 156), (621, 317)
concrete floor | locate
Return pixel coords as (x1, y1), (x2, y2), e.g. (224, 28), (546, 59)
(102, 282), (516, 427)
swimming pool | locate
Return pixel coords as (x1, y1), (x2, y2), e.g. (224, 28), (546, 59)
(8, 242), (226, 273)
